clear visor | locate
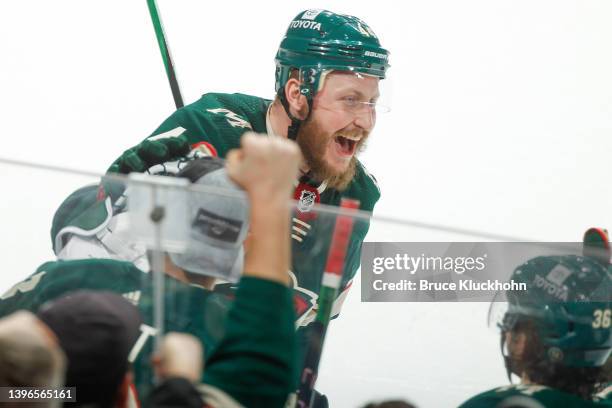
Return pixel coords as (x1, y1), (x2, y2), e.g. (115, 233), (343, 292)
(488, 292), (510, 332)
(298, 65), (393, 119)
(487, 291), (537, 333)
(488, 290), (606, 335)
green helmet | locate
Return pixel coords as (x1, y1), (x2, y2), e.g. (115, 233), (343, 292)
(275, 9), (390, 99)
(274, 10), (390, 139)
(494, 255), (612, 369)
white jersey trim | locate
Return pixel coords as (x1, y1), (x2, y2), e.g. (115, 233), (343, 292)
(148, 126), (186, 141)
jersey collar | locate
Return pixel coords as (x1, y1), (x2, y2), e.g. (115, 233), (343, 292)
(266, 102), (281, 139)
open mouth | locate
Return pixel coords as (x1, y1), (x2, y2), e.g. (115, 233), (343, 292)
(334, 135), (358, 157)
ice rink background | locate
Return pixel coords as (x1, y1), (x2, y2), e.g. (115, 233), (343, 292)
(1, 1), (611, 406)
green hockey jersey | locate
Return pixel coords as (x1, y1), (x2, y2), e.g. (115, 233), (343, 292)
(119, 93), (379, 319)
(459, 384), (612, 408)
(0, 258), (232, 401)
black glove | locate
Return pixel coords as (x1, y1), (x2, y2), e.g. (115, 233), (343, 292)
(108, 134), (190, 174)
(101, 134), (190, 202)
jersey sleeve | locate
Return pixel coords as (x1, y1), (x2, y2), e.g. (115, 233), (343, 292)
(0, 259), (142, 317)
(108, 93), (269, 174)
(202, 276), (297, 408)
(150, 100), (245, 158)
(458, 385), (599, 408)
(0, 268), (51, 314)
(458, 392), (504, 408)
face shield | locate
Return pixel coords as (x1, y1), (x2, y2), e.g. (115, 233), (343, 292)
(297, 65), (392, 126)
(488, 290), (560, 335)
(488, 291), (511, 333)
(488, 291), (530, 380)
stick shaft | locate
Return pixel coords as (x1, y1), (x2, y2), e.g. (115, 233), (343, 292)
(146, 0), (184, 109)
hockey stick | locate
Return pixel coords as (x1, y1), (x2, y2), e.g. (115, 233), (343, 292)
(296, 198), (360, 407)
(146, 0), (184, 109)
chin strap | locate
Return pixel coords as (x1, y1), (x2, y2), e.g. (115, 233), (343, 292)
(277, 88), (313, 141)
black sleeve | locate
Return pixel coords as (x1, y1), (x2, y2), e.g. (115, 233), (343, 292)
(145, 377), (203, 408)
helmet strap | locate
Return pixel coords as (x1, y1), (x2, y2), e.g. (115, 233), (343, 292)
(277, 87), (313, 141)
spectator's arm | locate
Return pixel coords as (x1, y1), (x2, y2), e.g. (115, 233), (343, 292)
(201, 134), (300, 407)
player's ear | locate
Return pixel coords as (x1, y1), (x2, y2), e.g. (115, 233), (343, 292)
(284, 78), (309, 120)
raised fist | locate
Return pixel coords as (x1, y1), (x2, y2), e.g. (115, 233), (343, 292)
(226, 132), (301, 203)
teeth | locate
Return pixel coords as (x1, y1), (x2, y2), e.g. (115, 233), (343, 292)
(338, 134), (361, 141)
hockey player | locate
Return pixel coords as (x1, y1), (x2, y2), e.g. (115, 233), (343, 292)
(458, 251), (612, 407)
(2, 135), (302, 404)
(97, 9), (391, 325)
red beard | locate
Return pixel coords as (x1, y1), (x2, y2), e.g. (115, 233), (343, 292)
(296, 115), (369, 191)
